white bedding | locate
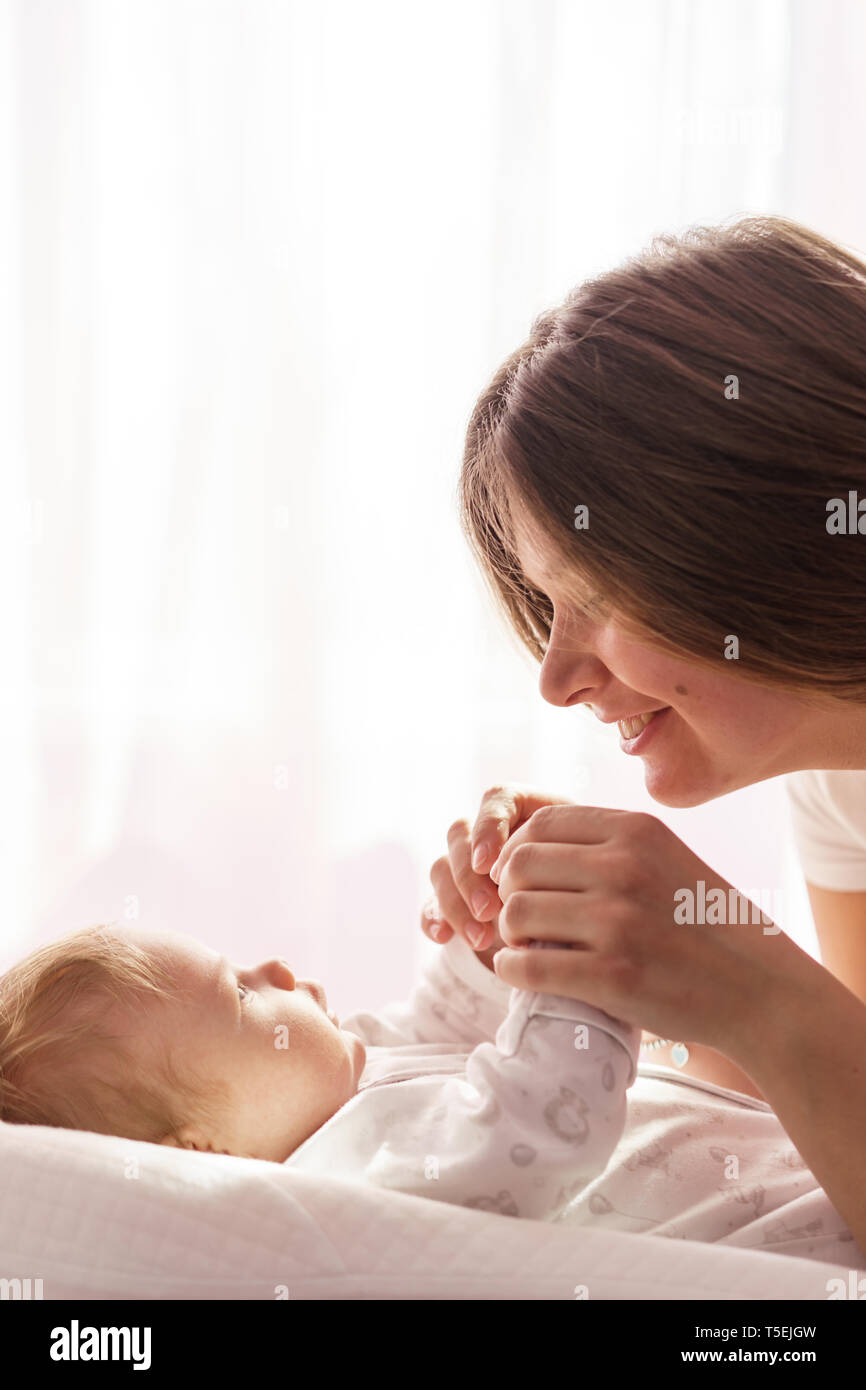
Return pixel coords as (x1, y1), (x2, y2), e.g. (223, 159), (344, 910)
(2, 933), (859, 1300)
(0, 1118), (858, 1300)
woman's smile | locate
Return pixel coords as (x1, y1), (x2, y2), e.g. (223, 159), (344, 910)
(618, 706), (672, 753)
(616, 708), (669, 741)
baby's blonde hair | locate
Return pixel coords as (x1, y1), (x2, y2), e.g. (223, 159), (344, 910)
(0, 924), (229, 1146)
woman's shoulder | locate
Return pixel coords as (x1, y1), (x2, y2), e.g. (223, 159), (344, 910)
(785, 767), (866, 820)
(785, 769), (866, 889)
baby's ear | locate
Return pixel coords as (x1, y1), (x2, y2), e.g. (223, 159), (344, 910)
(159, 1125), (209, 1152)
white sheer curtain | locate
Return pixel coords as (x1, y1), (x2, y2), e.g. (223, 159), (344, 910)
(0, 0), (860, 1012)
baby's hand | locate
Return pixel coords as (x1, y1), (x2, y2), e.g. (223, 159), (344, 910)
(421, 785), (575, 965)
(421, 881), (506, 970)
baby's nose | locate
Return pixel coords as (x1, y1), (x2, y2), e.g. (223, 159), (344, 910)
(267, 957), (295, 989)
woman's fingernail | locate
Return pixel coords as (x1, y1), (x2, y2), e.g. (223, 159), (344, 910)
(471, 842), (490, 872)
(470, 890), (489, 917)
(489, 857), (501, 883)
(429, 922), (445, 941)
(466, 924), (487, 949)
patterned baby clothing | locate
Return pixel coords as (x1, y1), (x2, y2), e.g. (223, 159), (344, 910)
(286, 936), (641, 1219)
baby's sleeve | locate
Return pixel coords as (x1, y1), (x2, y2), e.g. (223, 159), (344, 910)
(363, 943), (641, 1220)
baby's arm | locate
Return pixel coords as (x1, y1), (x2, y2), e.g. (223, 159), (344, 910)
(362, 946), (642, 1219)
(337, 932), (512, 1049)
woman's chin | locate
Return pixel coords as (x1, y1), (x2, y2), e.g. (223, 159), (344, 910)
(642, 759), (721, 808)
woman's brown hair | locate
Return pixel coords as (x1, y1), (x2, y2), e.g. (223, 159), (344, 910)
(460, 214), (866, 703)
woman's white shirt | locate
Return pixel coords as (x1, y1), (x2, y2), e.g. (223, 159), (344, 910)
(786, 769), (866, 890)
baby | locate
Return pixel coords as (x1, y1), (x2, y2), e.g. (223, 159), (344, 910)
(0, 921), (641, 1220)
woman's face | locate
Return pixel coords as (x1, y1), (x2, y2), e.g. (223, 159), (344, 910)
(511, 510), (864, 804)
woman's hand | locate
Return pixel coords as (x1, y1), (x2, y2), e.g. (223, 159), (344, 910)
(420, 785), (577, 965)
(486, 803), (806, 1053)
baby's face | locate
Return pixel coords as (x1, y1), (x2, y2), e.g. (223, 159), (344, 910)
(112, 926), (366, 1162)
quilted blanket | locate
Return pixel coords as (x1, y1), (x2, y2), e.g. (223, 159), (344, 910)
(0, 1121), (855, 1300)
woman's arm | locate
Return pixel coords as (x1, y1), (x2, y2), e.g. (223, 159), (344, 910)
(805, 882), (866, 1001)
(726, 948), (866, 1257)
(637, 1032), (767, 1101)
(481, 802), (866, 1253)
(638, 883), (866, 1103)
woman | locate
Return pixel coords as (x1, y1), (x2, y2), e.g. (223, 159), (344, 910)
(421, 214), (866, 1256)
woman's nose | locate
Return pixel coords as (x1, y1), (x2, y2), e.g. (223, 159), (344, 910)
(537, 617), (599, 707)
(538, 649), (597, 708)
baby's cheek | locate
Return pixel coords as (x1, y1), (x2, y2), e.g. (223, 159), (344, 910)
(326, 1029), (361, 1104)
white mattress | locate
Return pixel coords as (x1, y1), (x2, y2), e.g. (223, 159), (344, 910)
(0, 1120), (853, 1300)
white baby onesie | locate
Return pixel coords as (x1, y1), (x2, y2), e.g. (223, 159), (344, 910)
(285, 933), (866, 1265)
(286, 939), (641, 1219)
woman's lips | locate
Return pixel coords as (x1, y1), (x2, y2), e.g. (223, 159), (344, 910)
(617, 707), (668, 740)
(619, 706), (671, 753)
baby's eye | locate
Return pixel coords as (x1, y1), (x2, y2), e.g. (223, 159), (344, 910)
(237, 981), (251, 1002)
